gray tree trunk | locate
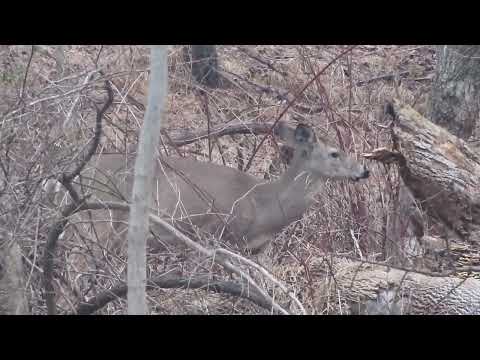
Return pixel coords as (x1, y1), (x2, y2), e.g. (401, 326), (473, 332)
(186, 45), (220, 88)
(0, 223), (27, 314)
(127, 45), (168, 315)
(429, 45), (480, 140)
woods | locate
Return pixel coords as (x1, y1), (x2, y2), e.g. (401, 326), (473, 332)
(1, 45), (479, 315)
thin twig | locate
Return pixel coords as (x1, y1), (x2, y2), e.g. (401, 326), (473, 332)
(201, 91), (213, 161)
(238, 46), (289, 77)
(94, 46), (104, 67)
(5, 75), (105, 120)
(216, 248), (307, 314)
(63, 70), (99, 128)
(18, 45), (35, 105)
(356, 71), (410, 86)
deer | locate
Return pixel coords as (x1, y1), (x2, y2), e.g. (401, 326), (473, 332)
(52, 122), (369, 255)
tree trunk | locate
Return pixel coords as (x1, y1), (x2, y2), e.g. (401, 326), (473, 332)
(127, 45), (168, 315)
(0, 223), (27, 314)
(185, 45), (220, 88)
(429, 45), (480, 141)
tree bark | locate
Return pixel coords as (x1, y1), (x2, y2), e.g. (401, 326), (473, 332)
(127, 46), (168, 314)
(429, 45), (480, 140)
(312, 257), (480, 314)
(185, 45), (220, 88)
(384, 46), (480, 273)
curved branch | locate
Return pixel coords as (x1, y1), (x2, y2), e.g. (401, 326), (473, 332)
(63, 79), (113, 184)
(43, 198), (89, 314)
(43, 80), (114, 315)
(75, 274), (271, 315)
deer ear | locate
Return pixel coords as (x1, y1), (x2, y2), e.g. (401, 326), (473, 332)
(294, 124), (315, 144)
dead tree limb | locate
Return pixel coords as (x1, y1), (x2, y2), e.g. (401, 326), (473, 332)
(164, 121), (273, 147)
(311, 257), (480, 314)
(43, 80), (113, 315)
(366, 99), (480, 244)
(75, 274), (271, 315)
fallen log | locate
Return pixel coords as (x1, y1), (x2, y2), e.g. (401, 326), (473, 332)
(311, 257), (480, 315)
(365, 99), (480, 244)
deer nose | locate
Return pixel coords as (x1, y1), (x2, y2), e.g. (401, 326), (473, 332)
(353, 169), (369, 181)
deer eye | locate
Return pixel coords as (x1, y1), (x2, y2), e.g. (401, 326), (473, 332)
(330, 152), (339, 159)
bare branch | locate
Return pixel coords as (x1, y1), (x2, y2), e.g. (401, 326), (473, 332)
(75, 273), (271, 315)
(62, 79), (114, 184)
(216, 248), (306, 315)
(42, 81), (114, 315)
(165, 121), (273, 147)
(238, 46), (288, 77)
